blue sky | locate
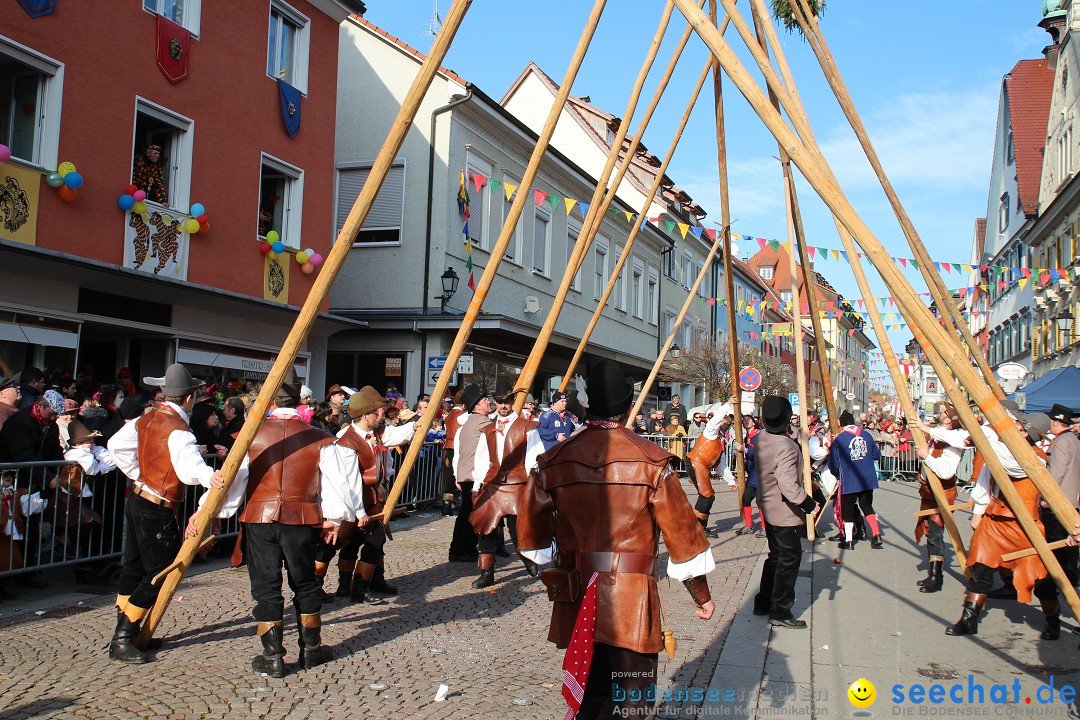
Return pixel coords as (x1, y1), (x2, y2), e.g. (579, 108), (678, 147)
(361, 1), (1050, 388)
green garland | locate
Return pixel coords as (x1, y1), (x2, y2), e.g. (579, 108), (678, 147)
(771, 0), (825, 34)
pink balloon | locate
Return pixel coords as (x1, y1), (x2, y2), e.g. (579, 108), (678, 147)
(0, 144), (10, 163)
(301, 263), (315, 275)
(310, 253), (324, 266)
(132, 189), (147, 202)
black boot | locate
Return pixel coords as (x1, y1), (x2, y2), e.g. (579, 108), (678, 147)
(945, 593), (985, 636)
(695, 495), (719, 538)
(297, 613), (333, 668)
(919, 561), (943, 593)
(108, 609), (148, 664)
(334, 570), (353, 599)
(1040, 598), (1061, 641)
(369, 561), (398, 596)
(471, 553), (496, 589)
(351, 562), (383, 603)
(251, 622), (286, 677)
(871, 535), (884, 549)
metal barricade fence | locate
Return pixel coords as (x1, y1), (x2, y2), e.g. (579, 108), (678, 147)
(0, 441), (447, 578)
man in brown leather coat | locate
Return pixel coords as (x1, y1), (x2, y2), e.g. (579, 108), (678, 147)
(518, 359), (716, 719)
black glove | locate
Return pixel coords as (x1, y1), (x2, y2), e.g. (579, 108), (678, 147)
(798, 496), (817, 514)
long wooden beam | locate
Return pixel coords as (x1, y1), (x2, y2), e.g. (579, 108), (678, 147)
(380, 0), (609, 524)
(139, 0), (477, 646)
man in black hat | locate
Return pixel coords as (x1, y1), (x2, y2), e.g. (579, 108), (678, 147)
(753, 396), (818, 628)
(192, 372), (364, 676)
(448, 386), (492, 563)
(518, 360), (715, 719)
(537, 391), (571, 451)
(1039, 403), (1080, 625)
(105, 363), (224, 663)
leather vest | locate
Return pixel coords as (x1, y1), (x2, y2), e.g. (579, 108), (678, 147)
(444, 408), (464, 450)
(239, 417), (330, 526)
(135, 406), (190, 503)
(986, 446), (1047, 521)
(490, 416), (539, 485)
(337, 424), (390, 514)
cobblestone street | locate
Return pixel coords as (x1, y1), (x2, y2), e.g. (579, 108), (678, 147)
(0, 479), (763, 720)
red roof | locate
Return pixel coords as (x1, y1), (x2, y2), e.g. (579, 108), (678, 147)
(1005, 59), (1053, 215)
(349, 16), (469, 87)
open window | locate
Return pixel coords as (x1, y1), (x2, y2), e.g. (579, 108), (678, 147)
(260, 153), (304, 248)
(132, 99), (192, 210)
(267, 1), (310, 93)
(0, 37), (63, 169)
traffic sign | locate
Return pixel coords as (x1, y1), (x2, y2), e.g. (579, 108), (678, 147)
(846, 392), (856, 401)
(426, 356), (457, 387)
(789, 392), (800, 407)
(739, 366), (761, 392)
(427, 356), (446, 371)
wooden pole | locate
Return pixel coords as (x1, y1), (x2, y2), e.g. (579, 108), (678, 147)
(674, 0), (1080, 618)
(747, 0), (838, 434)
(1002, 540), (1070, 563)
(628, 230), (727, 424)
(380, 0), (609, 526)
(709, 0), (746, 500)
(787, 0), (1005, 400)
(560, 60), (713, 387)
(740, 0), (969, 570)
(783, 166), (815, 540)
(138, 0), (476, 646)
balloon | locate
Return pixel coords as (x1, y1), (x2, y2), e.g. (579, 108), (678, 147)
(271, 241), (285, 254)
(295, 251), (309, 265)
(267, 251), (278, 260)
(185, 218), (200, 233)
(125, 184), (138, 195)
(45, 172), (64, 188)
(57, 161), (76, 177)
(304, 247), (315, 257)
(63, 172), (83, 189)
(132, 189), (146, 202)
(198, 221), (210, 234)
(189, 203), (205, 217)
(58, 186), (77, 202)
(301, 263), (315, 275)
(0, 144), (10, 163)
(118, 194), (135, 211)
(259, 242), (272, 254)
(310, 253), (323, 267)
(133, 200), (147, 214)
(196, 214), (208, 224)
(266, 230), (280, 243)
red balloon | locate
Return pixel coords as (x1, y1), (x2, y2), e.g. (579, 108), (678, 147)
(125, 184), (137, 195)
(199, 221), (210, 234)
(58, 186), (77, 202)
(259, 241), (272, 254)
(196, 214), (208, 224)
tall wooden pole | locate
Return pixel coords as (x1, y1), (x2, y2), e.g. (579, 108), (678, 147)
(709, 0), (746, 499)
(784, 167), (815, 540)
(786, 0), (1005, 401)
(747, 0), (838, 433)
(673, 0), (1080, 619)
(560, 60), (713, 387)
(379, 0), (609, 527)
(138, 0), (476, 645)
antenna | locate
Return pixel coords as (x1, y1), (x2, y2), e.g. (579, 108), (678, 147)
(424, 0), (443, 38)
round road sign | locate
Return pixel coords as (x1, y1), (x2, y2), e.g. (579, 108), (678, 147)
(739, 366), (761, 392)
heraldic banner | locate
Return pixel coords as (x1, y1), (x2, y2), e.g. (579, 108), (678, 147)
(277, 79), (302, 138)
(156, 14), (191, 83)
(0, 163), (41, 246)
(264, 253), (290, 303)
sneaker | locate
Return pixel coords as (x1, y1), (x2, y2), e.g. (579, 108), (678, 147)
(735, 525), (755, 536)
(755, 527), (766, 538)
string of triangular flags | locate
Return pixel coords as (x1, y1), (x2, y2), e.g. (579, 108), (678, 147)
(457, 172), (476, 292)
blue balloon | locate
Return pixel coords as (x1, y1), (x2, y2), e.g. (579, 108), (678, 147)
(189, 202), (205, 216)
(118, 194), (135, 211)
(271, 241), (285, 254)
(63, 172), (83, 189)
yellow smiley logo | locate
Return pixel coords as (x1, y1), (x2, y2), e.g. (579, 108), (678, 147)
(847, 678), (876, 709)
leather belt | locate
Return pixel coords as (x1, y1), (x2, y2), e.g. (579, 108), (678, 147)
(573, 551), (657, 576)
(133, 485), (179, 510)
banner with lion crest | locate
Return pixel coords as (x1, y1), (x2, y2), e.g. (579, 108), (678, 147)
(0, 163), (41, 246)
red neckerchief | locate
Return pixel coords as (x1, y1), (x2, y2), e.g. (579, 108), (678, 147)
(561, 572), (600, 720)
(30, 403), (46, 426)
(495, 416), (512, 435)
(585, 420), (621, 429)
(843, 425), (860, 436)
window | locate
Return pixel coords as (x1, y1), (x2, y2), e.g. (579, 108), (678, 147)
(143, 0), (202, 34)
(1006, 130), (1014, 164)
(613, 246), (625, 309)
(695, 262), (706, 297)
(663, 245), (677, 279)
(998, 192), (1009, 233)
(0, 38), (63, 169)
(566, 221), (581, 290)
(664, 309), (677, 338)
(465, 156), (492, 250)
(267, 1), (310, 93)
(781, 290), (792, 304)
(336, 163), (403, 245)
(532, 207), (550, 275)
(759, 265), (775, 281)
(260, 153), (304, 249)
(594, 244), (608, 300)
(648, 270), (658, 324)
(132, 99), (193, 211)
(502, 173), (522, 263)
(1058, 125), (1074, 183)
(632, 261), (644, 319)
(682, 252), (694, 288)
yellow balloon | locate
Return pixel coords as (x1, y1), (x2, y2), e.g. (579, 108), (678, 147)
(57, 161), (76, 177)
(132, 201), (147, 214)
(185, 218), (200, 233)
(296, 251), (309, 264)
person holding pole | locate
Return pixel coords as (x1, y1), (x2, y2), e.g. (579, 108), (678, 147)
(190, 374), (363, 676)
(451, 386), (493, 573)
(911, 402), (969, 594)
(105, 363), (223, 664)
(828, 411), (883, 550)
(685, 401), (736, 538)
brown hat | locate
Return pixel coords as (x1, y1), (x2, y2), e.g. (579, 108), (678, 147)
(326, 384), (347, 402)
(68, 420), (101, 446)
(347, 386), (391, 418)
(451, 389), (465, 405)
(938, 402), (960, 425)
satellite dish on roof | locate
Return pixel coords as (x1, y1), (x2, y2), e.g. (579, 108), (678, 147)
(730, 241), (739, 257)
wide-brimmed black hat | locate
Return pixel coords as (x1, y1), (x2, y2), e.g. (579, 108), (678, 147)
(585, 360), (632, 417)
(161, 363), (204, 397)
(493, 379), (523, 404)
(460, 385), (486, 413)
(1049, 403), (1074, 424)
(762, 396), (792, 433)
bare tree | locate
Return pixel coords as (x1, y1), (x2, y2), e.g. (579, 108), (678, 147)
(658, 338), (795, 403)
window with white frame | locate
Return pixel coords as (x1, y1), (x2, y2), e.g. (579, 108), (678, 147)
(502, 173), (522, 263)
(594, 243), (608, 300)
(682, 251), (694, 288)
(0, 38), (63, 170)
(664, 309), (677, 338)
(465, 156), (491, 250)
(143, 0), (202, 34)
(759, 265), (774, 281)
(532, 207), (550, 275)
(648, 269), (658, 324)
(335, 163), (403, 245)
(566, 221), (581, 290)
(695, 261), (706, 297)
(632, 261), (644, 318)
(613, 246), (625, 310)
(663, 245), (677, 279)
(998, 192), (1009, 233)
(780, 290), (792, 304)
(267, 1), (310, 93)
(132, 98), (193, 211)
(1059, 125), (1073, 182)
(260, 153), (304, 249)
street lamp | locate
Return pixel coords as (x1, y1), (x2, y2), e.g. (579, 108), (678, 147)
(436, 267), (460, 310)
(1057, 310), (1074, 346)
(670, 342), (681, 359)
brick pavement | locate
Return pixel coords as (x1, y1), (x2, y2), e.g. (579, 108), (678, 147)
(0, 478), (764, 720)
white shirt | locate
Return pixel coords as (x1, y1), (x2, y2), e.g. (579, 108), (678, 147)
(468, 413), (545, 490)
(107, 402), (217, 499)
(970, 425), (1046, 515)
(205, 408), (364, 525)
(702, 413), (730, 441)
(920, 426), (968, 481)
(338, 419), (417, 482)
(65, 444), (116, 477)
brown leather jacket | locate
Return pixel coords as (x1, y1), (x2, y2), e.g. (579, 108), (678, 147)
(517, 426), (710, 654)
(337, 425), (390, 515)
(135, 405), (190, 503)
(470, 415), (539, 536)
(239, 417), (331, 526)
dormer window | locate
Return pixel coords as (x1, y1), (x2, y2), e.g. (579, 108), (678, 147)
(759, 265), (775, 281)
(606, 128), (615, 146)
